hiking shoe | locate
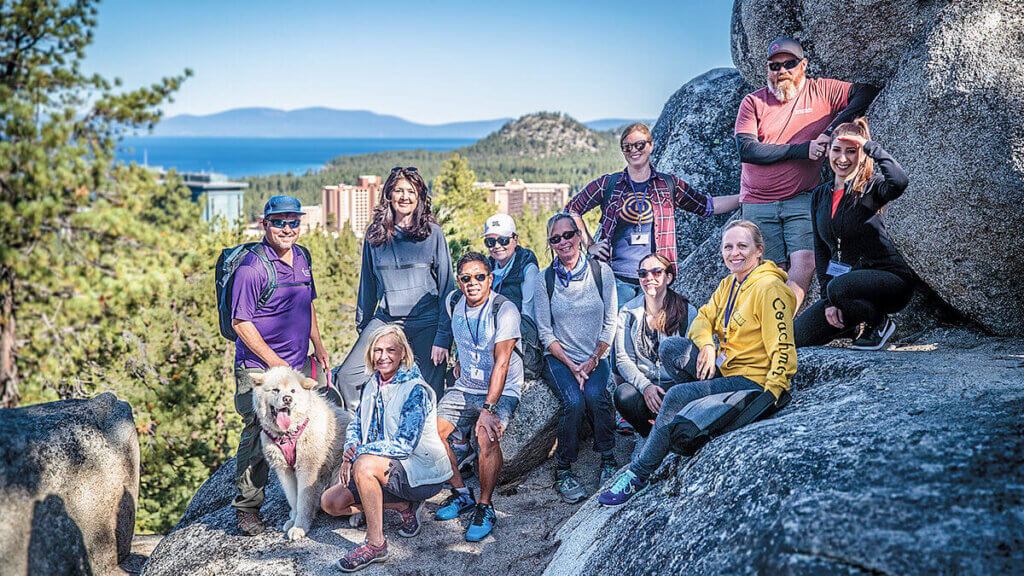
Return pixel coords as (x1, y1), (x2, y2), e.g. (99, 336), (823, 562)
(599, 458), (619, 486)
(235, 509), (265, 536)
(850, 317), (897, 351)
(616, 416), (635, 436)
(337, 539), (389, 572)
(598, 469), (647, 507)
(397, 501), (424, 538)
(434, 488), (476, 521)
(465, 503), (496, 542)
(348, 512), (365, 528)
(554, 469), (587, 504)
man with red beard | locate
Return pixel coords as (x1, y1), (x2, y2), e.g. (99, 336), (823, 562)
(734, 37), (878, 310)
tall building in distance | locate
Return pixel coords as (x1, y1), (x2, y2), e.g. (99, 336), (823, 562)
(473, 179), (571, 216)
(178, 172), (248, 226)
(322, 175), (382, 237)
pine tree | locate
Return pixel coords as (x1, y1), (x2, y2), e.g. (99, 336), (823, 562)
(432, 153), (489, 261)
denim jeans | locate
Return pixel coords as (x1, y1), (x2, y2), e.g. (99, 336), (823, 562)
(544, 356), (615, 467)
(628, 337), (760, 480)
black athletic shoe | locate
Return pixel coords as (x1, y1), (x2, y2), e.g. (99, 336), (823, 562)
(850, 318), (896, 351)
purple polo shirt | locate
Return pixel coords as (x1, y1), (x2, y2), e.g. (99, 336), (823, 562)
(232, 240), (317, 370)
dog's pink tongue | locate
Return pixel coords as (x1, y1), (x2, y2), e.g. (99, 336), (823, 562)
(276, 411), (292, 431)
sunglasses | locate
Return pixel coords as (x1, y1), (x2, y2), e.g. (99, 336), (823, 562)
(621, 140), (651, 153)
(268, 218), (301, 229)
(459, 273), (488, 283)
(768, 58), (801, 72)
(637, 267), (666, 279)
(484, 236), (514, 248)
(391, 166), (418, 173)
(548, 230), (578, 245)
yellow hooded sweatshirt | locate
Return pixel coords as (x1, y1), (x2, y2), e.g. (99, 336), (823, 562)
(687, 261), (797, 399)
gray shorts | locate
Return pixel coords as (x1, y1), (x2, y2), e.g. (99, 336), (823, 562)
(436, 389), (519, 438)
(741, 190), (814, 266)
(346, 459), (444, 505)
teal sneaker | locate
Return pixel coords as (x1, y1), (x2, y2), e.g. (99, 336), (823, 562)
(434, 488), (476, 521)
(465, 503), (496, 542)
(554, 469), (587, 504)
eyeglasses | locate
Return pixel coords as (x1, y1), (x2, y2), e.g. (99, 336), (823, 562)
(548, 230), (578, 245)
(768, 59), (801, 72)
(459, 273), (488, 283)
(268, 219), (301, 229)
(484, 236), (513, 248)
(621, 140), (651, 153)
(637, 267), (666, 279)
(391, 166), (418, 173)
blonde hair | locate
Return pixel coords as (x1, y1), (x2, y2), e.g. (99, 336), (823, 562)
(723, 220), (766, 262)
(619, 122), (652, 146)
(363, 323), (416, 375)
(831, 117), (874, 196)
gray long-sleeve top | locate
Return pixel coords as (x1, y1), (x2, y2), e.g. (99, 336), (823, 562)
(614, 294), (698, 393)
(356, 223), (455, 348)
(534, 258), (617, 365)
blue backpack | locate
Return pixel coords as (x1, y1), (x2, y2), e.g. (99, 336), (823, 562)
(215, 242), (312, 341)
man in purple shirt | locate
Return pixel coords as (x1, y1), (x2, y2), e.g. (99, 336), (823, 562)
(230, 195), (329, 535)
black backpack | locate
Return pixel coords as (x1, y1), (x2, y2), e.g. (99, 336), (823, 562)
(600, 171), (677, 212)
(446, 292), (544, 380)
(668, 389), (792, 456)
(215, 242), (312, 341)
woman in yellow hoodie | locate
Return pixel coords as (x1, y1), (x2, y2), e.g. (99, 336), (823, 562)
(599, 220), (796, 506)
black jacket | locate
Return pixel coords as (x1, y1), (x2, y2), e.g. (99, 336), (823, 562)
(812, 140), (915, 303)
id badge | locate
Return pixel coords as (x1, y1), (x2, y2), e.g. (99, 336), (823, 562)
(629, 233), (650, 246)
(715, 352), (728, 368)
(826, 260), (852, 277)
(470, 367), (485, 380)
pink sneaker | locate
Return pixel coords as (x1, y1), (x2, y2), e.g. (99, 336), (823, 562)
(337, 539), (389, 572)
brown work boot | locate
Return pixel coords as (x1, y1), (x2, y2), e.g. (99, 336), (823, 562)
(236, 509), (265, 536)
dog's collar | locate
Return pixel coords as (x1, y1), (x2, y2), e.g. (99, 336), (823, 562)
(262, 418), (309, 468)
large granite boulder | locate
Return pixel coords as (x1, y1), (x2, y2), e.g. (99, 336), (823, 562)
(0, 392), (140, 576)
(497, 378), (559, 483)
(543, 329), (1024, 575)
(652, 68), (751, 263)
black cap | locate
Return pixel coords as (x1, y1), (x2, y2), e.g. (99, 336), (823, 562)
(767, 37), (804, 60)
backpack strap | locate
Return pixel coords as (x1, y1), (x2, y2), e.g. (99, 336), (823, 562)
(445, 290), (463, 319)
(601, 172), (622, 213)
(250, 243), (278, 309)
(491, 293), (524, 360)
(296, 244), (312, 269)
(588, 258), (604, 302)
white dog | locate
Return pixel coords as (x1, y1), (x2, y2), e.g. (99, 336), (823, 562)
(251, 366), (349, 541)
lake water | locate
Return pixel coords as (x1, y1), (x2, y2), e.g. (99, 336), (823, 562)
(116, 137), (476, 178)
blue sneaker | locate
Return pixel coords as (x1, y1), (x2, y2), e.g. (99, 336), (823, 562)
(434, 488), (476, 521)
(465, 503), (496, 542)
(598, 469), (647, 507)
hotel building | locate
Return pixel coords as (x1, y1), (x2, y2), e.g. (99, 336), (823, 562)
(473, 179), (571, 216)
(322, 175), (382, 237)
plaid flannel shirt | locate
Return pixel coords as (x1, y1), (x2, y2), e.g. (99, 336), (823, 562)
(565, 168), (714, 265)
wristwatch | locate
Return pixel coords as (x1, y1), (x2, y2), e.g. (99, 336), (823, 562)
(482, 402), (498, 415)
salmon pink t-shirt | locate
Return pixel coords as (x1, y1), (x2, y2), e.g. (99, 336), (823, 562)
(735, 77), (851, 204)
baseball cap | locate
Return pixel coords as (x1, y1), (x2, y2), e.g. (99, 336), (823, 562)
(767, 37), (804, 60)
(481, 213), (516, 237)
(263, 195), (305, 217)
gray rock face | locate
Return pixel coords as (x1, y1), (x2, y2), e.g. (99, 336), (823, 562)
(0, 392), (140, 576)
(544, 330), (1024, 575)
(497, 378), (559, 484)
(652, 68), (751, 263)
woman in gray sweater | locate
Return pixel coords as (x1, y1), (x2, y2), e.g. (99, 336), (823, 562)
(334, 167), (455, 411)
(535, 213), (618, 504)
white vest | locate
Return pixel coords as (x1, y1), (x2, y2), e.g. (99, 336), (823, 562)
(358, 374), (452, 487)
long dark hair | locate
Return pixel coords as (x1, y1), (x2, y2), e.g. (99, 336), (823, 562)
(365, 168), (436, 246)
(640, 253), (690, 336)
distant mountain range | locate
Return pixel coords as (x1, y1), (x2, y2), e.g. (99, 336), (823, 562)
(147, 107), (650, 139)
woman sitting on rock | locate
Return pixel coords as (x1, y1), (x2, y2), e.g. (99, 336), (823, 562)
(321, 324), (452, 572)
(534, 212), (619, 504)
(599, 220), (796, 506)
(613, 253), (698, 438)
(795, 118), (914, 350)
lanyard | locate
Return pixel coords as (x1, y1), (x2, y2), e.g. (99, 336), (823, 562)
(464, 297), (488, 349)
(626, 176), (651, 232)
(722, 276), (746, 345)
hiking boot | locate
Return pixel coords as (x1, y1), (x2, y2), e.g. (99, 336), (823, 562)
(554, 469), (587, 504)
(465, 503), (496, 542)
(599, 458), (619, 486)
(337, 539), (389, 572)
(598, 469), (647, 507)
(434, 488), (476, 521)
(850, 317), (897, 351)
(235, 509), (265, 536)
(397, 501), (423, 537)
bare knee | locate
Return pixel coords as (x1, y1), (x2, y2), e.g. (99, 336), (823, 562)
(436, 417), (455, 441)
(321, 486), (352, 516)
(477, 433), (501, 457)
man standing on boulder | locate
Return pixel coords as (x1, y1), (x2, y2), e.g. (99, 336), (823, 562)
(735, 37), (878, 309)
(434, 252), (522, 542)
(229, 195), (329, 535)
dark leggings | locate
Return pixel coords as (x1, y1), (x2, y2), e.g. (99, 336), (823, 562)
(795, 269), (913, 347)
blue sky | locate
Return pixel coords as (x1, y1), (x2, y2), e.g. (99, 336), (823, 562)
(86, 0), (735, 124)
